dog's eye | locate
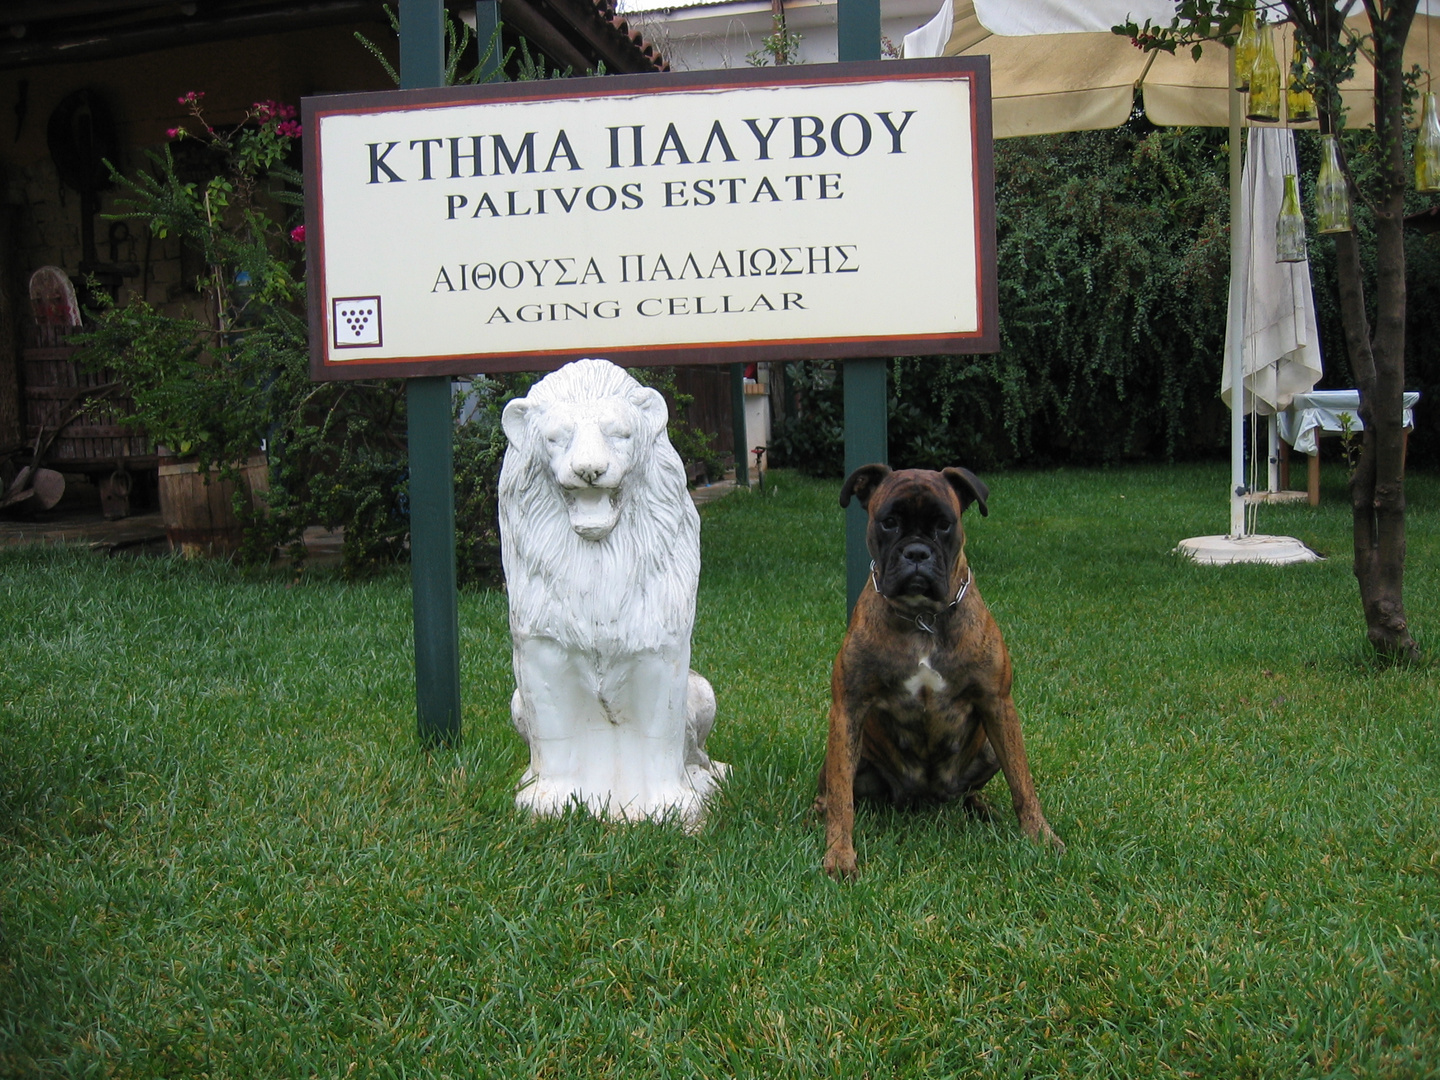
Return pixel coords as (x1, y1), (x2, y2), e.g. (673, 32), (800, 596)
(936, 522), (953, 536)
(880, 516), (898, 531)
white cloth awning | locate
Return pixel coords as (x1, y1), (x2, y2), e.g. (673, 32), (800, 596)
(904, 0), (1440, 138)
(971, 0), (1176, 35)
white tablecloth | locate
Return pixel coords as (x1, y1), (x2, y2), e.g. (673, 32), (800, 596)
(1278, 390), (1421, 456)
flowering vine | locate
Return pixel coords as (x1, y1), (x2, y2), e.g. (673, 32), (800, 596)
(137, 90), (306, 330)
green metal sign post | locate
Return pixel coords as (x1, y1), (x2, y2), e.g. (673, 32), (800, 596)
(401, 0), (462, 749)
(730, 363), (749, 488)
(837, 0), (888, 615)
(475, 0), (502, 83)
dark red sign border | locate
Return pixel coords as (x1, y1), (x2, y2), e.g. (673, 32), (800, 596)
(302, 58), (996, 381)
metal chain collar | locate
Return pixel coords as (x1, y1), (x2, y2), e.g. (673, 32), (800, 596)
(869, 561), (973, 635)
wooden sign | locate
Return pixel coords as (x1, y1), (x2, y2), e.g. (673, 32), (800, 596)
(302, 59), (995, 379)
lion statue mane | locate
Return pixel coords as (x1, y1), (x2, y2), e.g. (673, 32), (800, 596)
(499, 358), (727, 826)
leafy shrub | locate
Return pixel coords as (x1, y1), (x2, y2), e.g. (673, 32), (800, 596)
(452, 374), (533, 590)
(632, 366), (728, 484)
(769, 361), (843, 477)
(768, 119), (1440, 477)
(772, 119), (1233, 475)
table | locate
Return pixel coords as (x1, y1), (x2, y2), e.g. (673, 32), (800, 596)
(1277, 390), (1421, 505)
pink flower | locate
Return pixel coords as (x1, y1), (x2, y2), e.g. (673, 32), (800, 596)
(276, 120), (303, 140)
(166, 126), (184, 140)
(290, 224), (306, 244)
(178, 90), (205, 105)
(253, 100), (297, 127)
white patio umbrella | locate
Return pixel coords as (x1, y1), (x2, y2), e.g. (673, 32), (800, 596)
(1202, 122), (1326, 564)
(904, 0), (1228, 136)
(902, 0), (1440, 562)
(1222, 128), (1324, 419)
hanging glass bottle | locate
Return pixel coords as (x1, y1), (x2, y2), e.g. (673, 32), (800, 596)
(1247, 18), (1281, 122)
(1275, 174), (1307, 261)
(1287, 54), (1316, 123)
(1287, 77), (1316, 123)
(1316, 134), (1352, 233)
(1235, 4), (1260, 92)
(1416, 91), (1440, 193)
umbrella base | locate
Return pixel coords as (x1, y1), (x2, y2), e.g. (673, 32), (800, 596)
(1175, 534), (1323, 565)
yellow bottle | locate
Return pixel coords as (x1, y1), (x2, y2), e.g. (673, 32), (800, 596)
(1275, 174), (1307, 262)
(1316, 134), (1352, 234)
(1234, 4), (1260, 92)
(1287, 66), (1315, 124)
(1247, 19), (1281, 122)
(1416, 91), (1440, 193)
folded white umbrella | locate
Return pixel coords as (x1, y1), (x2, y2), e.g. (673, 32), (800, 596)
(1221, 127), (1324, 416)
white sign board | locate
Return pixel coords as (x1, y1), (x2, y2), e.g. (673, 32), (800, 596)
(303, 60), (995, 379)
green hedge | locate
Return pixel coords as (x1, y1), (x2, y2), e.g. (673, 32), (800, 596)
(771, 121), (1439, 476)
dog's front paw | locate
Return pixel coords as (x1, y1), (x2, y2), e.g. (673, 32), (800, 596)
(1022, 815), (1065, 853)
(822, 845), (858, 881)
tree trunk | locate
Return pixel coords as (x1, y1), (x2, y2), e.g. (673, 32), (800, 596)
(1334, 1), (1419, 661)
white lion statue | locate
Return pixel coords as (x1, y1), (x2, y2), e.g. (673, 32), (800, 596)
(499, 358), (727, 827)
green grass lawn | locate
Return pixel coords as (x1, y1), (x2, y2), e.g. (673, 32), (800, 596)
(3, 462), (1438, 1079)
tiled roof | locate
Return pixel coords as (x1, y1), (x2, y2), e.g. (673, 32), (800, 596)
(511, 0), (668, 73)
(594, 0), (671, 70)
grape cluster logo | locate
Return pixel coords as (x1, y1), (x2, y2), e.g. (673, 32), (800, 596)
(332, 296), (382, 348)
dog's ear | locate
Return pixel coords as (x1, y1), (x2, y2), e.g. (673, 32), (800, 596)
(942, 467), (989, 517)
(840, 464), (892, 509)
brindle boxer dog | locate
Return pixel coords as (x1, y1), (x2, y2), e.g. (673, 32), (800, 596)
(817, 464), (1063, 879)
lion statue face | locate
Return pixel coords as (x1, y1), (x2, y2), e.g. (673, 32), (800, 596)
(502, 363), (669, 542)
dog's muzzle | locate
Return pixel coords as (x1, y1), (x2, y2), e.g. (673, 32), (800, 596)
(879, 540), (949, 604)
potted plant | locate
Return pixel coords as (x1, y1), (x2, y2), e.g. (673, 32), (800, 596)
(76, 93), (305, 557)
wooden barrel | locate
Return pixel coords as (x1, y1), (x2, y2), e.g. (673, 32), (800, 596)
(157, 453), (269, 557)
